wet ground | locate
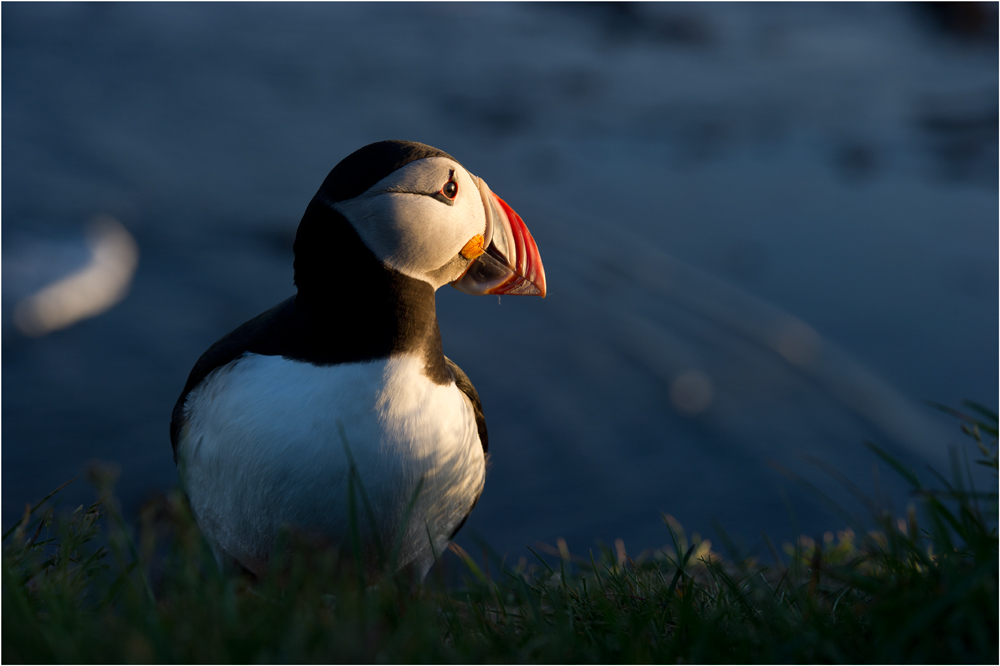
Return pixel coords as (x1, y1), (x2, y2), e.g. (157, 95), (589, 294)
(3, 3), (997, 559)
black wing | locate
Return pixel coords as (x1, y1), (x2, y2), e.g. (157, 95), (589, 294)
(444, 356), (487, 540)
(445, 356), (488, 454)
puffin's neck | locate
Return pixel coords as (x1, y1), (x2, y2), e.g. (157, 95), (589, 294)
(292, 200), (451, 384)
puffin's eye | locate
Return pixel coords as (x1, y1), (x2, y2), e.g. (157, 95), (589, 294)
(431, 169), (459, 205)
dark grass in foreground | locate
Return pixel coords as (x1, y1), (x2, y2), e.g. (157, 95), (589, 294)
(3, 403), (997, 663)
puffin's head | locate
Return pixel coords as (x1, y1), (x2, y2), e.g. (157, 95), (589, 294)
(303, 140), (546, 297)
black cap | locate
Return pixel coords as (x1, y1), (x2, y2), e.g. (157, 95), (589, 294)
(316, 140), (456, 203)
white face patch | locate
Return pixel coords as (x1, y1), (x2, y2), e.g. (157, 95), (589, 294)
(332, 157), (488, 289)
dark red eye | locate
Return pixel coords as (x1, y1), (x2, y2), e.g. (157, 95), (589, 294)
(442, 180), (458, 199)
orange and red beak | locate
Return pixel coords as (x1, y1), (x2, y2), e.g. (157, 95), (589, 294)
(452, 178), (547, 298)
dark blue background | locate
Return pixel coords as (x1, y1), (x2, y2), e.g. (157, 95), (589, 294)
(3, 3), (997, 561)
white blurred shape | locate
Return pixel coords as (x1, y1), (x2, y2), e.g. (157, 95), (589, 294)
(13, 216), (139, 337)
(670, 370), (714, 415)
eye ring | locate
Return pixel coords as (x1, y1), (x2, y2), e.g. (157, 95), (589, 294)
(439, 170), (458, 200)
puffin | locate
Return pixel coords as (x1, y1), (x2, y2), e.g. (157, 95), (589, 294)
(170, 140), (546, 578)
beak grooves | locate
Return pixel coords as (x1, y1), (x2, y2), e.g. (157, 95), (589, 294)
(489, 194), (546, 297)
(452, 178), (546, 298)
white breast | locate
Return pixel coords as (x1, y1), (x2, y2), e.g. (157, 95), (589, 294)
(177, 352), (485, 576)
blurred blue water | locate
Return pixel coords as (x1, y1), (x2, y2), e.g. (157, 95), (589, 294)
(2, 3), (997, 558)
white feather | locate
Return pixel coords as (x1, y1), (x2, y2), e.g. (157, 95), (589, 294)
(177, 352), (485, 575)
(332, 157), (487, 288)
